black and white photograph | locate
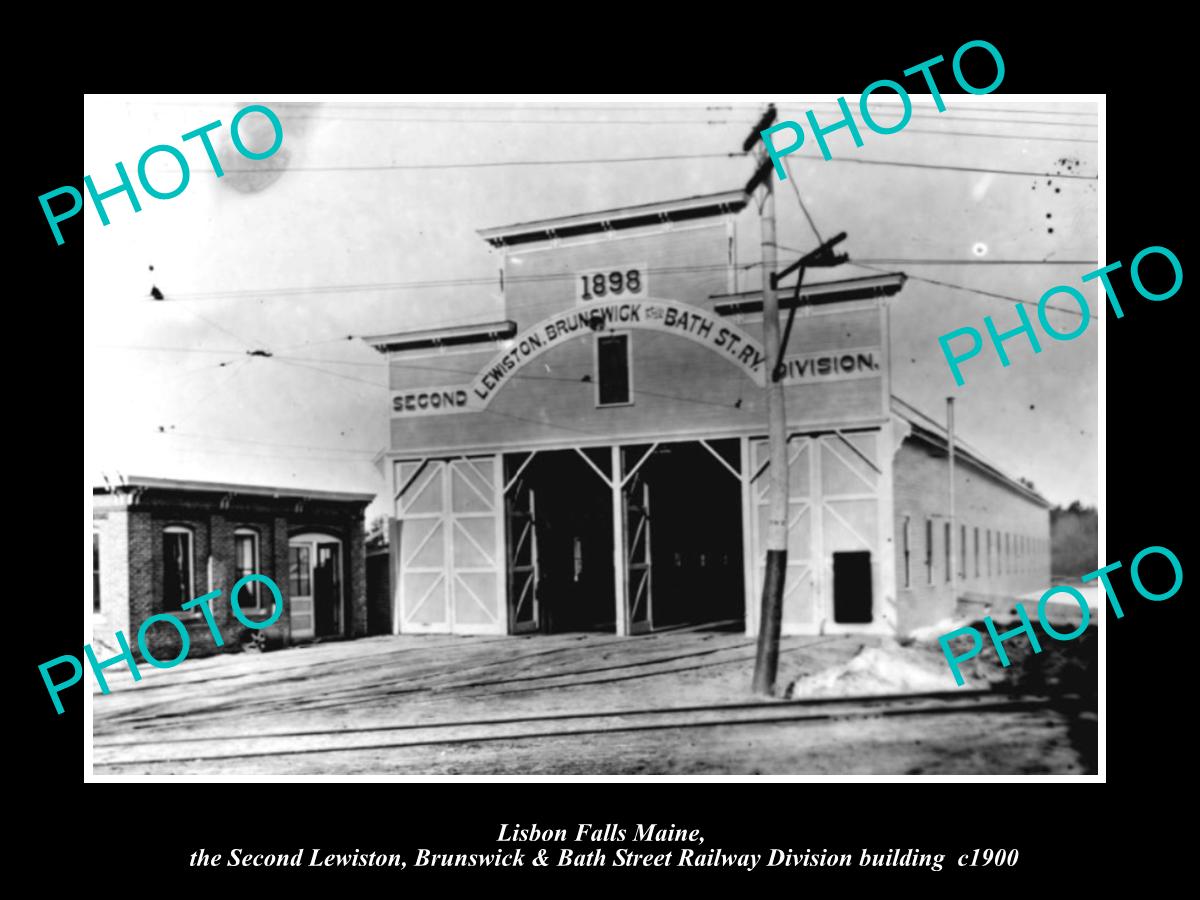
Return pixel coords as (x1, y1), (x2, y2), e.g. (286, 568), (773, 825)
(82, 91), (1102, 778)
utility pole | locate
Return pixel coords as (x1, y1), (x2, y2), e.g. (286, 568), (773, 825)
(740, 106), (787, 696)
(752, 153), (788, 697)
(947, 397), (957, 602)
(743, 107), (855, 695)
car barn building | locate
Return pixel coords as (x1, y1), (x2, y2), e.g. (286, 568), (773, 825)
(366, 190), (1050, 639)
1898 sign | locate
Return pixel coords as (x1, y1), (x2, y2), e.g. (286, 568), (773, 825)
(576, 264), (648, 303)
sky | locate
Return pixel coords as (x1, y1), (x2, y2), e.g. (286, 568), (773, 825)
(82, 94), (1100, 523)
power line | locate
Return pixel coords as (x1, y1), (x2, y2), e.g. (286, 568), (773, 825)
(781, 158), (823, 245)
(275, 334), (358, 353)
(776, 248), (1098, 265)
(96, 344), (246, 355)
(198, 152), (1098, 179)
(147, 442), (383, 465)
(782, 106), (1098, 129)
(205, 152), (743, 174)
(192, 151), (1096, 180)
(848, 258), (1097, 266)
(795, 155), (1096, 179)
(167, 358), (250, 430)
(135, 100), (751, 113)
(281, 114), (1098, 144)
(849, 261), (1084, 317)
(163, 261), (754, 301)
(269, 341), (746, 414)
(284, 114), (744, 126)
(178, 305), (269, 349)
(156, 430), (377, 456)
(897, 127), (1095, 144)
(139, 100), (1096, 119)
(269, 357), (388, 389)
(937, 105), (1096, 118)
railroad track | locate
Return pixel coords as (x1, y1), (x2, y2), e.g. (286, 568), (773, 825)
(93, 689), (1073, 768)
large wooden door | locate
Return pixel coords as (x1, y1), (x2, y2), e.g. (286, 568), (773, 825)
(750, 437), (816, 632)
(749, 431), (882, 633)
(394, 456), (505, 634)
(288, 542), (315, 640)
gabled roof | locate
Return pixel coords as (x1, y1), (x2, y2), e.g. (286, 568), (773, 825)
(710, 272), (907, 313)
(363, 320), (516, 354)
(891, 396), (1050, 507)
(478, 189), (749, 248)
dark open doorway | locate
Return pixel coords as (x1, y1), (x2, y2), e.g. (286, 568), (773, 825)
(635, 440), (745, 630)
(504, 449), (615, 634)
(314, 541), (343, 637)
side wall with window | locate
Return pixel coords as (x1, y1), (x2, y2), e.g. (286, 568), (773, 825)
(893, 436), (1051, 633)
(126, 510), (290, 661)
(92, 509), (130, 646)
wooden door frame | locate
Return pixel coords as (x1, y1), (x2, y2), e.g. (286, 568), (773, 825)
(289, 532), (345, 639)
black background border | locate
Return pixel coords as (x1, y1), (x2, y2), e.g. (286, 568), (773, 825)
(31, 20), (1189, 882)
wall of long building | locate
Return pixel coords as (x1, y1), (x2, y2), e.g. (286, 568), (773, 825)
(892, 435), (1051, 633)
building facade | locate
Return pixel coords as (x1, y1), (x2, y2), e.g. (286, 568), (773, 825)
(92, 476), (373, 659)
(366, 190), (1049, 639)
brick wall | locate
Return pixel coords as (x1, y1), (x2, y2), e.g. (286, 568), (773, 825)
(892, 437), (1051, 633)
(118, 509), (294, 661)
(93, 487), (373, 663)
(271, 515), (292, 648)
(348, 516), (368, 637)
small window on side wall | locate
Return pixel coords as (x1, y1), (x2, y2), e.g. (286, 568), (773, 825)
(833, 551), (872, 624)
(234, 528), (261, 609)
(596, 333), (631, 407)
(93, 531), (101, 612)
(163, 526), (194, 613)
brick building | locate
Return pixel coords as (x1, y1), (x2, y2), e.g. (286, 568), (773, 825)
(92, 476), (373, 659)
(363, 189), (1050, 638)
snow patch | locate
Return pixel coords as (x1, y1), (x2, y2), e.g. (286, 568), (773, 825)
(788, 643), (952, 698)
(907, 618), (971, 643)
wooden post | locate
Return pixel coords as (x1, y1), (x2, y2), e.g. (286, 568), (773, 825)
(611, 444), (629, 636)
(752, 177), (788, 696)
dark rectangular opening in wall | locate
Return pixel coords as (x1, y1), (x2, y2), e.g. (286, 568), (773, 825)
(597, 334), (630, 406)
(639, 440), (745, 631)
(833, 550), (872, 624)
(504, 449), (615, 634)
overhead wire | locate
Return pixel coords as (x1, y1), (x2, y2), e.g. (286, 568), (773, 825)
(277, 114), (1097, 144)
(269, 348), (745, 413)
(770, 165), (1089, 320)
(781, 157), (823, 245)
(848, 262), (1084, 317)
(780, 105), (1097, 129)
(794, 156), (1096, 179)
(206, 152), (744, 174)
(111, 96), (1099, 457)
(156, 430), (378, 456)
(146, 254), (1086, 306)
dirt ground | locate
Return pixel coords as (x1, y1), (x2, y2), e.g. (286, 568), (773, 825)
(91, 623), (1097, 776)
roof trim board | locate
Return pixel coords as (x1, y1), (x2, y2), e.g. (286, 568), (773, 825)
(478, 189), (749, 248)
